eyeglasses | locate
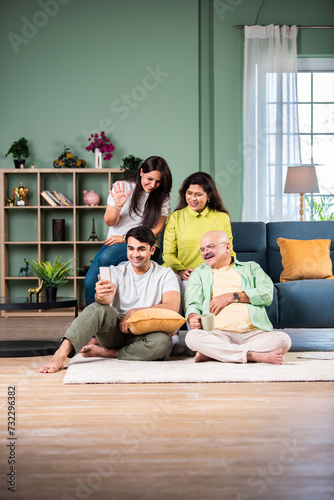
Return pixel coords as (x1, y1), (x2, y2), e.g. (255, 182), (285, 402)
(199, 242), (228, 254)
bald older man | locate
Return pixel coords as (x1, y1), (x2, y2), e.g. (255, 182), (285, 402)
(184, 231), (291, 365)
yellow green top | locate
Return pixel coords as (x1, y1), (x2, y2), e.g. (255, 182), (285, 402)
(162, 205), (235, 273)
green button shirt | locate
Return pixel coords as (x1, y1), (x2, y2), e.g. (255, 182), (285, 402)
(185, 259), (274, 332)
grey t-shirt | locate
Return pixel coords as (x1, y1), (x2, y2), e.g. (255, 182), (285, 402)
(109, 261), (180, 317)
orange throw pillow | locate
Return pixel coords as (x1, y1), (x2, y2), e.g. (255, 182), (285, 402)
(127, 308), (186, 335)
(277, 238), (333, 282)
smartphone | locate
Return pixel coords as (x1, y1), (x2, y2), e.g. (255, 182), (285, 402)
(99, 267), (111, 281)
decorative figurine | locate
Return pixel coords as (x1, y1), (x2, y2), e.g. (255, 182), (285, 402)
(14, 181), (29, 206)
(53, 146), (86, 168)
(87, 218), (100, 241)
(28, 282), (43, 303)
(19, 259), (29, 277)
(6, 192), (15, 206)
(83, 190), (100, 206)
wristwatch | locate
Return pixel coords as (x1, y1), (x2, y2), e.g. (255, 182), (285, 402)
(233, 292), (240, 303)
(122, 234), (126, 242)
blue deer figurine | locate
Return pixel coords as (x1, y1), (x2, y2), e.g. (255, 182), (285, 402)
(19, 259), (29, 277)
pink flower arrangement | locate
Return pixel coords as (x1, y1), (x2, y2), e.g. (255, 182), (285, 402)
(86, 131), (115, 161)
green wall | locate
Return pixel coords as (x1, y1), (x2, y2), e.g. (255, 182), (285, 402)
(0, 0), (199, 211)
(1, 0), (333, 214)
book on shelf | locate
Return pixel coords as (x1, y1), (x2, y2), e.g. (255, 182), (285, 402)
(40, 191), (57, 206)
(40, 191), (73, 207)
(46, 190), (63, 205)
(53, 191), (73, 206)
(52, 191), (68, 206)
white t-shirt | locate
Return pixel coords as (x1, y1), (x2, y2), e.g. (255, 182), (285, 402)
(106, 180), (171, 238)
(109, 261), (180, 317)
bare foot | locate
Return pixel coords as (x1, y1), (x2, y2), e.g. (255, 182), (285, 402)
(40, 351), (67, 373)
(80, 345), (118, 359)
(194, 351), (213, 363)
(247, 348), (283, 365)
(40, 339), (73, 373)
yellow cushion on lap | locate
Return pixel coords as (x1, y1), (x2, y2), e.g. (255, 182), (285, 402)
(277, 238), (333, 282)
(127, 308), (186, 335)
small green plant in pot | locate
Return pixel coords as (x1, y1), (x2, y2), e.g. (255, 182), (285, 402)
(5, 137), (30, 168)
(120, 155), (143, 178)
(29, 256), (75, 301)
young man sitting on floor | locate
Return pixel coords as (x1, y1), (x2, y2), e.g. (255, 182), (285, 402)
(184, 230), (291, 365)
(40, 226), (180, 373)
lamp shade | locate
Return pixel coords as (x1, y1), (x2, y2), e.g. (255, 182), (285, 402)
(284, 166), (319, 194)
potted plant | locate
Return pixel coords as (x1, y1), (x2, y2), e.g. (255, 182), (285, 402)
(29, 255), (76, 301)
(120, 155), (143, 178)
(5, 137), (30, 168)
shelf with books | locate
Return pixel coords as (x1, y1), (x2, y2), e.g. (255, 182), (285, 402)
(40, 206), (73, 210)
(0, 168), (122, 316)
(40, 190), (73, 207)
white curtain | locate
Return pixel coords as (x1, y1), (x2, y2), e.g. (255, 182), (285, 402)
(243, 25), (301, 222)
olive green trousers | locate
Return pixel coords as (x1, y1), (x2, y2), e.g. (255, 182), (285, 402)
(64, 302), (172, 361)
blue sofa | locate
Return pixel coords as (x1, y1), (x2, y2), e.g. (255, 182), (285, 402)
(231, 221), (334, 329)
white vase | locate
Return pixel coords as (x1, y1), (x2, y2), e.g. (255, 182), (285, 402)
(94, 149), (102, 169)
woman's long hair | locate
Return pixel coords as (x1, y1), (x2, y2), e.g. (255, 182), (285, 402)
(175, 172), (229, 214)
(126, 156), (172, 228)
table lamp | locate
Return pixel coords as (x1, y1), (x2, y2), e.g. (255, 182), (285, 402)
(284, 166), (319, 221)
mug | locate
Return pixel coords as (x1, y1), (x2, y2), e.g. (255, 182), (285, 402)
(200, 313), (214, 330)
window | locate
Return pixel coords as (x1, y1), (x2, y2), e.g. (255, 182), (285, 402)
(297, 58), (334, 220)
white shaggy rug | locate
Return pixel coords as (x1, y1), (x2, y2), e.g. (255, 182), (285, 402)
(63, 352), (334, 384)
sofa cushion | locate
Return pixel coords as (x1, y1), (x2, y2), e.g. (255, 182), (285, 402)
(266, 221), (334, 283)
(127, 308), (186, 335)
(276, 280), (334, 328)
(277, 237), (333, 282)
(231, 222), (267, 271)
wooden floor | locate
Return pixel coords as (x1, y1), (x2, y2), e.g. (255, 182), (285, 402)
(1, 317), (334, 500)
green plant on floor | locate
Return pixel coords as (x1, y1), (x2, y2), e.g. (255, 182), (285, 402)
(29, 256), (76, 288)
(120, 155), (143, 178)
(5, 137), (30, 159)
(305, 195), (334, 221)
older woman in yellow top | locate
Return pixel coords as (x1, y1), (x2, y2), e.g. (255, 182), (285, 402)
(163, 172), (235, 353)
